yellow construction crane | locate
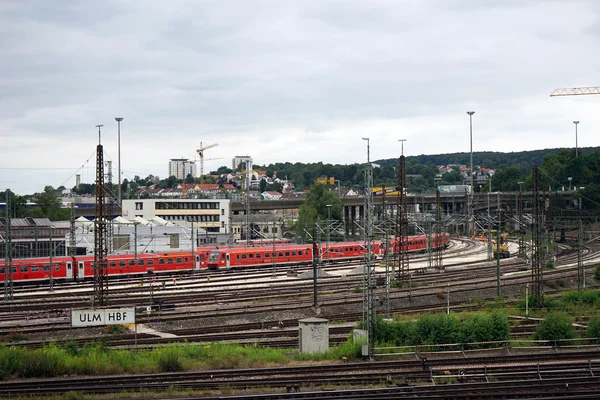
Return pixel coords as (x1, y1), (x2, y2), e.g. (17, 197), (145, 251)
(550, 86), (600, 97)
(197, 142), (219, 185)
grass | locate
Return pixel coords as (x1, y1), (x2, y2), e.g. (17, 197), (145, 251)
(0, 338), (366, 381)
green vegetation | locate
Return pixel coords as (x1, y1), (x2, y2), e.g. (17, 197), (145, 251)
(360, 313), (510, 350)
(534, 312), (576, 345)
(0, 340), (363, 381)
(295, 183), (343, 238)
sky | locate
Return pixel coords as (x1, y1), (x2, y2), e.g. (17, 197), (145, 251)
(1, 0), (600, 195)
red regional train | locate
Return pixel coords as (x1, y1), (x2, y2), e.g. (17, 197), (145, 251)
(205, 233), (450, 271)
(0, 234), (450, 283)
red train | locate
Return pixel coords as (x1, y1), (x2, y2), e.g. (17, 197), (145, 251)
(205, 233), (450, 271)
(0, 234), (450, 283)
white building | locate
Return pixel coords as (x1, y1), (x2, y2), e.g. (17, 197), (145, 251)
(168, 158), (197, 180)
(232, 155), (253, 170)
(122, 199), (230, 235)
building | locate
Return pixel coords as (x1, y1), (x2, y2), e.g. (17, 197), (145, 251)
(232, 155), (253, 170)
(230, 213), (282, 241)
(122, 198), (230, 235)
(168, 159), (197, 180)
(261, 191), (283, 200)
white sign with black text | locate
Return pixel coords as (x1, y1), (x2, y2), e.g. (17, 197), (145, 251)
(71, 308), (136, 327)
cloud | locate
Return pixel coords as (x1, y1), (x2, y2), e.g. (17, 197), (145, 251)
(1, 0), (599, 194)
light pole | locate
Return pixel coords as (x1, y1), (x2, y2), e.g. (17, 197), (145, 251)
(518, 181), (523, 193)
(568, 177), (572, 191)
(398, 139), (407, 156)
(467, 111), (475, 237)
(573, 121), (579, 158)
(115, 117), (123, 205)
(326, 204), (332, 263)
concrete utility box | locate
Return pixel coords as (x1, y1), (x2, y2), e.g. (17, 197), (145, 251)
(299, 317), (329, 354)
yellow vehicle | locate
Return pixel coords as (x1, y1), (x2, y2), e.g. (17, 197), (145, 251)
(493, 233), (510, 258)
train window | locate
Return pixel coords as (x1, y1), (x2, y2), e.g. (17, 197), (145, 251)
(298, 250), (303, 256)
(109, 262), (117, 268)
(285, 252), (290, 256)
(265, 253), (270, 258)
(129, 260), (136, 266)
(184, 257), (189, 263)
(236, 255), (240, 260)
(119, 261), (126, 267)
(291, 251), (296, 256)
(176, 257), (182, 263)
(242, 254), (247, 259)
(249, 254), (254, 259)
(147, 260), (154, 266)
(55, 264), (60, 271)
(278, 252), (283, 257)
(20, 266), (28, 273)
(43, 265), (50, 271)
(138, 260), (145, 266)
(11, 267), (16, 273)
(167, 258), (174, 264)
(256, 253), (261, 259)
(159, 259), (165, 265)
(32, 266), (40, 272)
(0, 268), (3, 274)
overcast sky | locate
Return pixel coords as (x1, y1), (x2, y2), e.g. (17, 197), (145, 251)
(1, 0), (599, 195)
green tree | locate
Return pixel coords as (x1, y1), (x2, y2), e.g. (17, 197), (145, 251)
(586, 315), (600, 339)
(491, 166), (526, 191)
(259, 178), (267, 193)
(33, 186), (69, 220)
(534, 312), (576, 345)
(296, 184), (342, 236)
(267, 182), (283, 193)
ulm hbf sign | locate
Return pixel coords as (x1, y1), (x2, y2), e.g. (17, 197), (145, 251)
(71, 308), (135, 327)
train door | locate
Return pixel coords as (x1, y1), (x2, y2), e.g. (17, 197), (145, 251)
(194, 255), (201, 271)
(66, 262), (73, 280)
(225, 253), (230, 269)
(77, 261), (85, 280)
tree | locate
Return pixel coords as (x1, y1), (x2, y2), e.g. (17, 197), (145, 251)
(185, 174), (195, 184)
(33, 186), (69, 220)
(267, 182), (283, 193)
(259, 178), (267, 193)
(491, 166), (526, 192)
(534, 312), (575, 345)
(296, 184), (342, 236)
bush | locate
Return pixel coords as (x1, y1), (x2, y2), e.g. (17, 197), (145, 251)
(157, 349), (183, 372)
(460, 312), (510, 348)
(104, 325), (127, 335)
(587, 316), (600, 340)
(534, 312), (576, 345)
(19, 350), (60, 378)
(594, 265), (600, 281)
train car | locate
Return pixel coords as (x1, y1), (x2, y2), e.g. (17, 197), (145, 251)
(321, 241), (383, 262)
(0, 255), (75, 283)
(206, 240), (383, 271)
(389, 233), (450, 254)
(206, 244), (314, 270)
(0, 247), (213, 284)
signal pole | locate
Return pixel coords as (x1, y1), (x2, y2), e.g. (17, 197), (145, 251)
(3, 190), (14, 302)
(94, 125), (109, 307)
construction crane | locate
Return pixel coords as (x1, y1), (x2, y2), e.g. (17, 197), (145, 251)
(550, 86), (600, 97)
(196, 142), (219, 185)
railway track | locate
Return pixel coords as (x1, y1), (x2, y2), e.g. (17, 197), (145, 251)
(1, 349), (599, 397)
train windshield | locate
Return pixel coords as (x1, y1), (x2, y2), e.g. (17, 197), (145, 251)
(208, 250), (221, 262)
